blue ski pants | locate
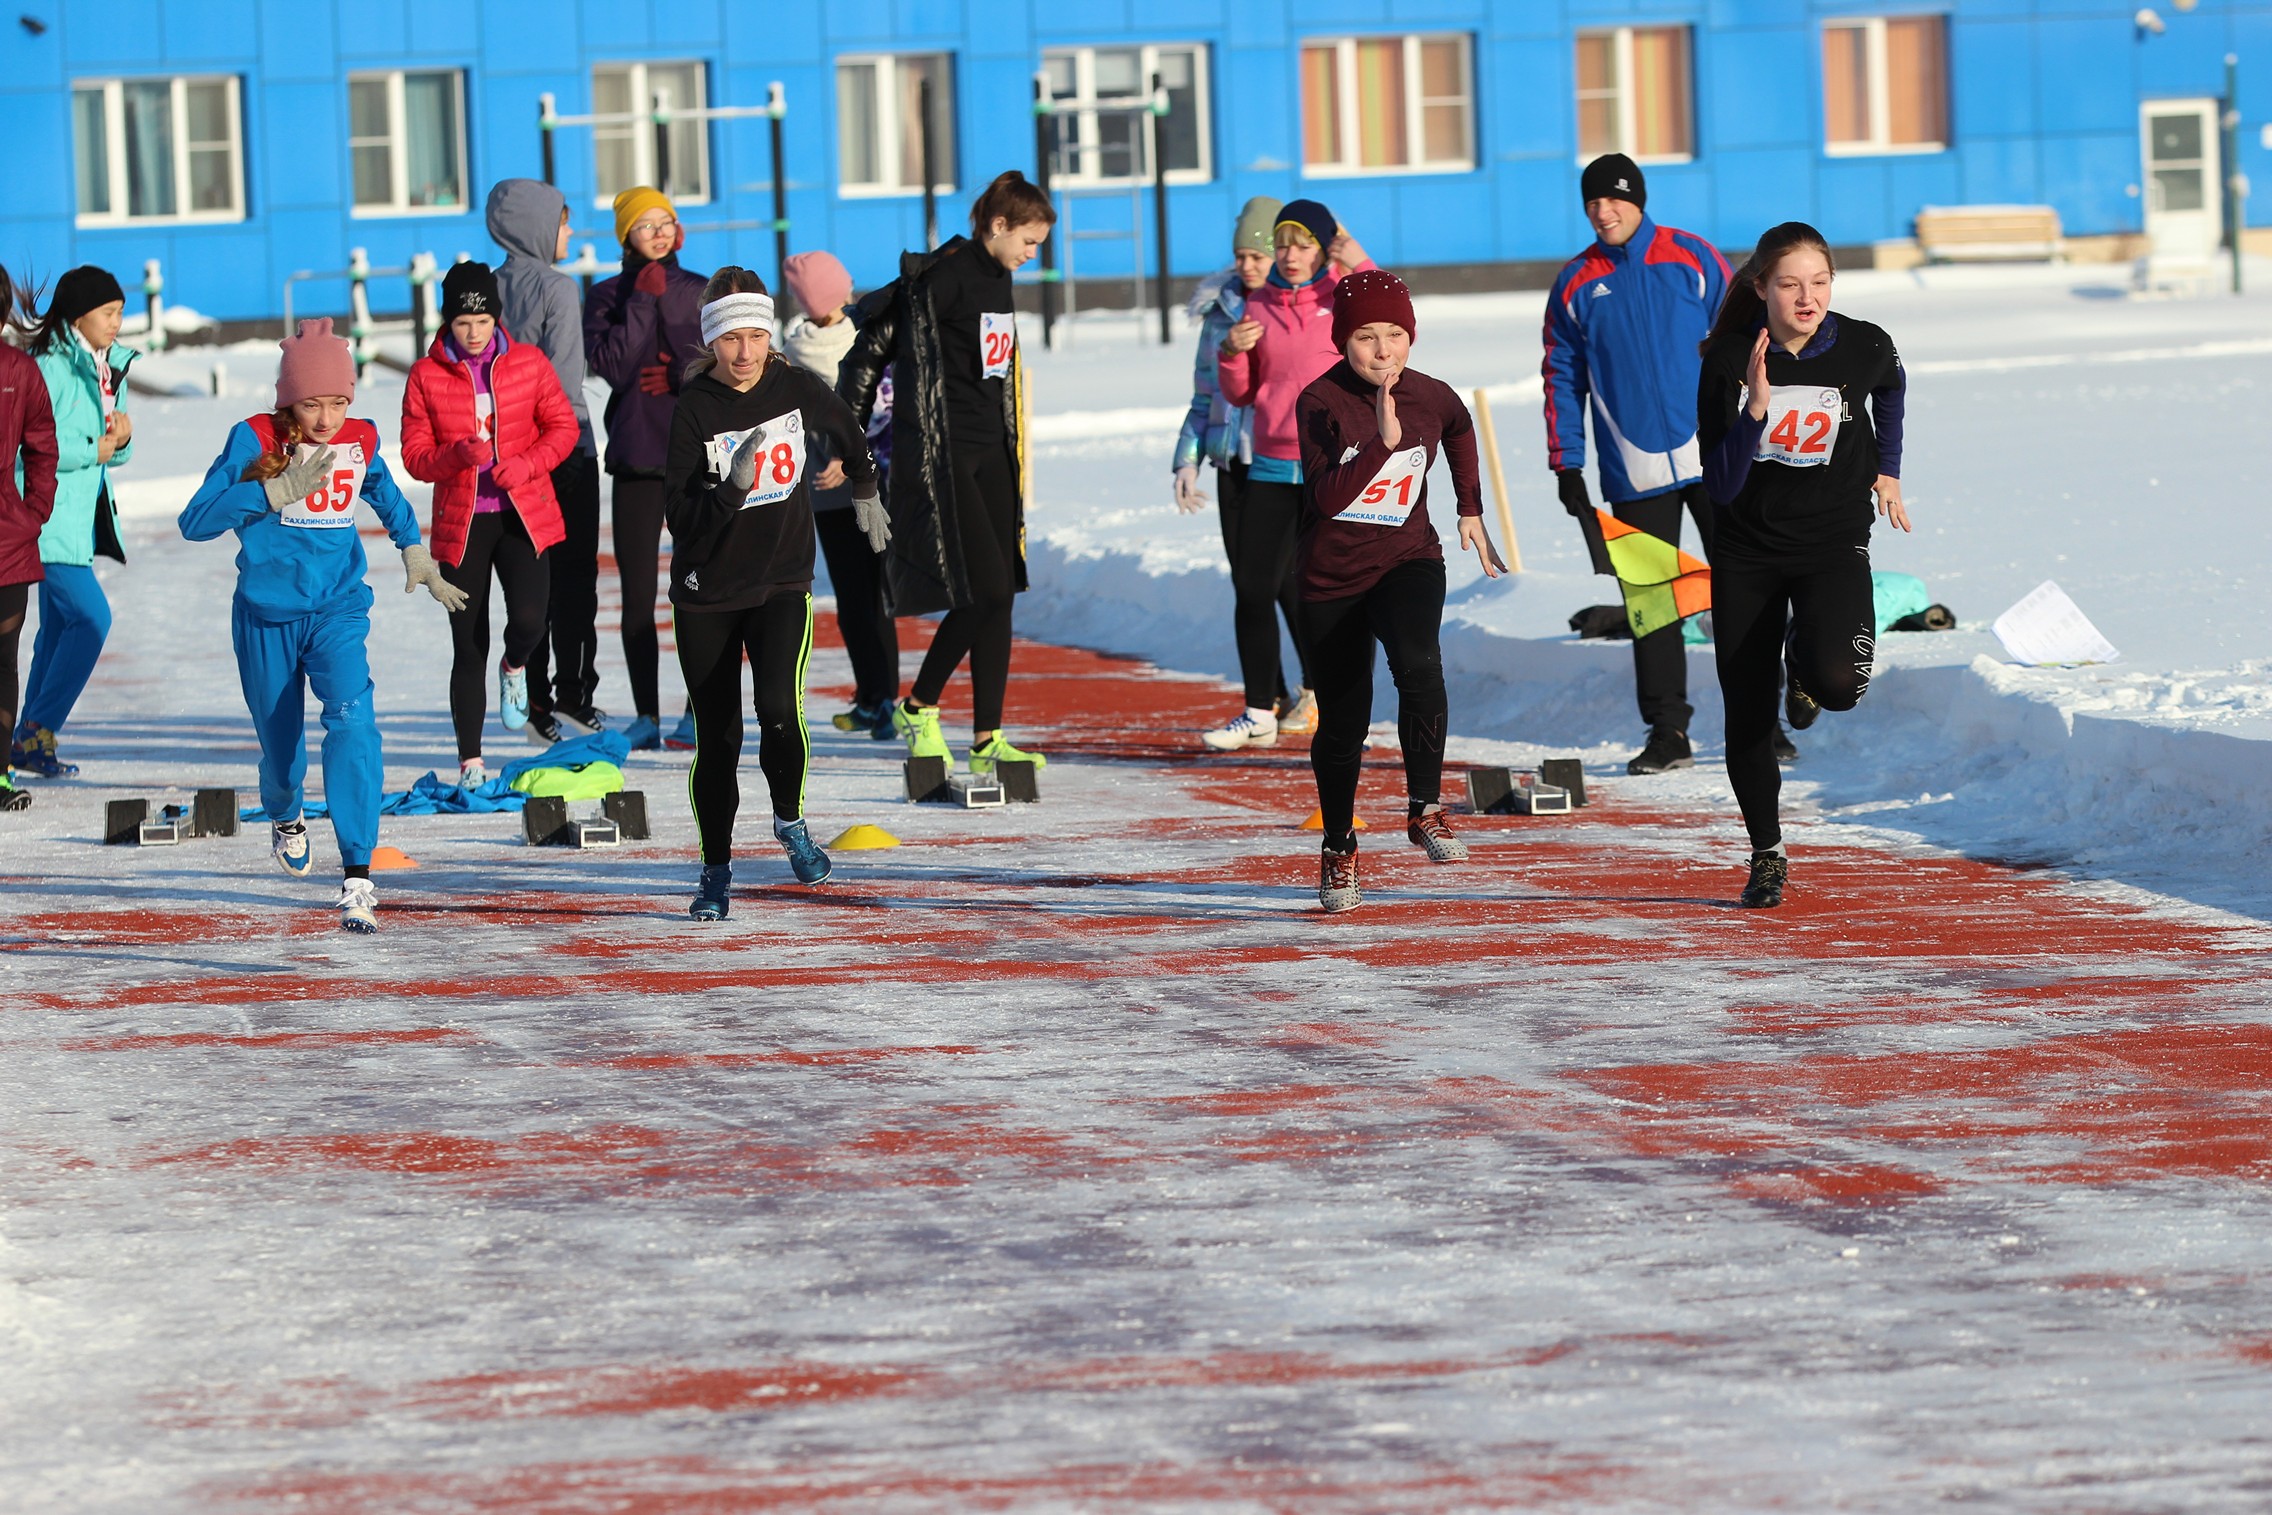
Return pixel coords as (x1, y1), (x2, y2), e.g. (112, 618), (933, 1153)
(18, 563), (111, 736)
(232, 603), (381, 870)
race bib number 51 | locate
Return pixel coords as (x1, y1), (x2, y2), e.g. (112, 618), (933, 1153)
(1754, 385), (1843, 468)
(980, 311), (1015, 380)
(279, 440), (366, 529)
(708, 413), (807, 508)
(1340, 444), (1431, 528)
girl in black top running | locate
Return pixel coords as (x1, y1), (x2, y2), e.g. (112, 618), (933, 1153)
(1698, 222), (1909, 908)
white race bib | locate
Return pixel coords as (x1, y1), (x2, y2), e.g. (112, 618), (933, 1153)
(278, 440), (366, 530)
(1339, 444), (1430, 528)
(708, 413), (808, 509)
(980, 311), (1015, 380)
(1753, 385), (1843, 468)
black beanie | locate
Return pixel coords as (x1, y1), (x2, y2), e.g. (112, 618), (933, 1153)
(1580, 154), (1646, 211)
(440, 260), (502, 322)
(51, 265), (126, 325)
(1274, 197), (1339, 251)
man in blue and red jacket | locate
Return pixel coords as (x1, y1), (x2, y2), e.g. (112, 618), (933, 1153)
(1542, 154), (1731, 775)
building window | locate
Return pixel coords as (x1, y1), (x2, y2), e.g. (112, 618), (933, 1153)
(1823, 16), (1948, 154)
(1041, 45), (1211, 185)
(593, 61), (709, 203)
(348, 70), (467, 215)
(836, 53), (956, 197)
(1575, 26), (1694, 162)
(71, 75), (244, 224)
(1300, 34), (1473, 176)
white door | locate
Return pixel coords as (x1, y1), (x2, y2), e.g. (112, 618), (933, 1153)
(2142, 99), (2222, 263)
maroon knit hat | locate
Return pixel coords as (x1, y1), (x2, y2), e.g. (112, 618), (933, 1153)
(276, 317), (356, 407)
(1332, 268), (1417, 350)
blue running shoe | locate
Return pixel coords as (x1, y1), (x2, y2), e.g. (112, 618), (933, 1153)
(773, 816), (832, 884)
(272, 820), (314, 877)
(666, 709), (697, 750)
(623, 714), (663, 751)
(11, 725), (78, 778)
(498, 660), (530, 732)
(690, 863), (732, 921)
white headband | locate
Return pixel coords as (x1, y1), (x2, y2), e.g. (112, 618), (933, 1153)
(700, 292), (775, 346)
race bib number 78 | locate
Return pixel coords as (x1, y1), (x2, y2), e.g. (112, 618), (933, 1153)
(279, 440), (366, 529)
(707, 413), (807, 509)
(1753, 384), (1844, 468)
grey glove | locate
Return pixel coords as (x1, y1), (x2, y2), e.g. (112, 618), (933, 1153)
(262, 445), (338, 510)
(726, 429), (766, 493)
(401, 544), (470, 613)
(852, 494), (891, 554)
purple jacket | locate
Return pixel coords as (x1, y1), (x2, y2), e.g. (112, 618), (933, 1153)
(582, 251), (707, 476)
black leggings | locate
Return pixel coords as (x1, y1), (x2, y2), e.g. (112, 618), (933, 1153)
(530, 451), (602, 716)
(442, 509), (550, 762)
(1612, 485), (1716, 734)
(1713, 549), (1876, 852)
(912, 445), (1017, 734)
(815, 507), (900, 709)
(0, 580), (25, 740)
(1220, 469), (1311, 709)
(1299, 557), (1449, 845)
(677, 593), (814, 865)
(612, 473), (667, 718)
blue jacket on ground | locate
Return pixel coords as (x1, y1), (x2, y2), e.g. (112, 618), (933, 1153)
(178, 417), (423, 621)
(1542, 216), (1730, 504)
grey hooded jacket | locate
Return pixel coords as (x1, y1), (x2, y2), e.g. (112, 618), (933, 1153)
(485, 178), (594, 454)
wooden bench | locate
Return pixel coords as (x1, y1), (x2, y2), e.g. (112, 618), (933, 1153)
(1914, 204), (2065, 263)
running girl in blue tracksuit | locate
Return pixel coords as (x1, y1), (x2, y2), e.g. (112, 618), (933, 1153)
(179, 318), (467, 933)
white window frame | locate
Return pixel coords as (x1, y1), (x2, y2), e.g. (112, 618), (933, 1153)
(1041, 44), (1213, 187)
(1573, 26), (1695, 166)
(835, 52), (957, 199)
(1823, 16), (1948, 157)
(1301, 33), (1475, 179)
(590, 60), (712, 206)
(72, 74), (245, 226)
(347, 69), (470, 218)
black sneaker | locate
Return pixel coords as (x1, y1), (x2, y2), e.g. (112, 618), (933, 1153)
(557, 705), (609, 735)
(1626, 727), (1693, 775)
(526, 709), (564, 745)
(1772, 726), (1799, 763)
(1739, 851), (1789, 909)
(1785, 664), (1821, 731)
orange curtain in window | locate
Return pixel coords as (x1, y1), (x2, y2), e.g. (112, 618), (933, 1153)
(1301, 44), (1341, 166)
(1354, 37), (1408, 168)
(1885, 16), (1948, 145)
(1822, 25), (1871, 144)
(1630, 27), (1692, 158)
(1574, 33), (1617, 157)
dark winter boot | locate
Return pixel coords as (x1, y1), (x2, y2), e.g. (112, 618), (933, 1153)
(1739, 851), (1789, 909)
(1784, 663), (1821, 731)
(1626, 727), (1693, 775)
(1772, 726), (1799, 763)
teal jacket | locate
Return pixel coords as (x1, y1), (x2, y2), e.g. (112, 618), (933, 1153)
(35, 334), (136, 566)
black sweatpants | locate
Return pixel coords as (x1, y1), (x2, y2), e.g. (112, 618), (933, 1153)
(1299, 557), (1450, 845)
(1612, 483), (1717, 735)
(1713, 548), (1876, 852)
(528, 450), (601, 718)
(442, 509), (550, 762)
(611, 472), (667, 719)
(911, 445), (1018, 734)
(677, 592), (815, 866)
(1219, 468), (1311, 709)
(815, 506), (900, 710)
(0, 580), (26, 741)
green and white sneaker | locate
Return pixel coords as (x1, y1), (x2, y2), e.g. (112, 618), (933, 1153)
(893, 700), (951, 761)
(0, 769), (29, 812)
(969, 732), (1047, 775)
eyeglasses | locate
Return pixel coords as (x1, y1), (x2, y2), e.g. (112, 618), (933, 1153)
(630, 218), (678, 238)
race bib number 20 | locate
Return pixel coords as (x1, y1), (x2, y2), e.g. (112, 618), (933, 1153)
(1340, 444), (1431, 528)
(1754, 385), (1844, 468)
(980, 312), (1015, 380)
(279, 440), (366, 529)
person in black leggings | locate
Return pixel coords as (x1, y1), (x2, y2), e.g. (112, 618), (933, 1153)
(1698, 222), (1909, 909)
(442, 509), (549, 763)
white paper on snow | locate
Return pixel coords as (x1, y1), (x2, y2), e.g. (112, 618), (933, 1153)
(1991, 580), (2121, 666)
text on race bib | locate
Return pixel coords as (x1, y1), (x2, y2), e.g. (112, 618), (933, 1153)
(1340, 444), (1431, 528)
(980, 311), (1015, 381)
(279, 440), (367, 530)
(1753, 384), (1844, 468)
(707, 412), (807, 509)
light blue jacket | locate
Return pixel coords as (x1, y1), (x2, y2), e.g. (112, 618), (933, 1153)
(1171, 268), (1256, 474)
(34, 334), (135, 566)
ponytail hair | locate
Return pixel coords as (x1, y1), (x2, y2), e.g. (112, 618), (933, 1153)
(0, 263), (40, 342)
(241, 408), (306, 484)
(969, 170), (1056, 236)
(1702, 221), (1835, 357)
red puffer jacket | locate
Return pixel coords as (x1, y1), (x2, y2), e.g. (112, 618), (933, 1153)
(399, 330), (576, 567)
(0, 343), (59, 587)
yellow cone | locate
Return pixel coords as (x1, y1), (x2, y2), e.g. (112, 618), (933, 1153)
(828, 824), (902, 850)
(369, 845), (419, 870)
(1299, 810), (1367, 831)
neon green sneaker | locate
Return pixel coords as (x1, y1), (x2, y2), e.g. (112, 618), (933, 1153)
(893, 700), (951, 761)
(0, 769), (29, 812)
(970, 732), (1047, 774)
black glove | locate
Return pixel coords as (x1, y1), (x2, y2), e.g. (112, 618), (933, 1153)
(1555, 468), (1593, 519)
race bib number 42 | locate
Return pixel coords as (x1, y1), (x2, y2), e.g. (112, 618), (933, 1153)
(709, 413), (807, 509)
(980, 311), (1015, 381)
(1754, 385), (1844, 468)
(1340, 444), (1431, 528)
(279, 440), (366, 529)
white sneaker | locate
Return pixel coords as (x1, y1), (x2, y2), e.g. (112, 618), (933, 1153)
(272, 820), (313, 877)
(459, 758), (489, 789)
(1276, 688), (1319, 737)
(1202, 707), (1279, 751)
(338, 877), (379, 934)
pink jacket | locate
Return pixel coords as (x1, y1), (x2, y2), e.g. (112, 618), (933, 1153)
(1215, 259), (1374, 465)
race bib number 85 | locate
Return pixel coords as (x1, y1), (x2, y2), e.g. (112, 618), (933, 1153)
(708, 413), (807, 509)
(1340, 444), (1430, 528)
(279, 440), (366, 529)
(1754, 385), (1843, 468)
(980, 311), (1015, 381)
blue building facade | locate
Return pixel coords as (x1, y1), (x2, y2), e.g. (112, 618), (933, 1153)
(3, 0), (2268, 325)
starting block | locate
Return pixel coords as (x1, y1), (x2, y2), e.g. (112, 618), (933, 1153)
(905, 756), (1021, 807)
(1465, 767), (1573, 816)
(523, 790), (650, 848)
(1538, 758), (1588, 807)
(105, 789), (240, 846)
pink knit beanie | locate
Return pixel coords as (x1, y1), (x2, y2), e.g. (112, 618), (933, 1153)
(276, 318), (357, 407)
(781, 251), (854, 318)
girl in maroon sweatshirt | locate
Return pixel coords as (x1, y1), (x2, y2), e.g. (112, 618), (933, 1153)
(1295, 269), (1509, 913)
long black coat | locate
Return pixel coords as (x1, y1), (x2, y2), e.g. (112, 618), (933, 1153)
(836, 239), (1026, 617)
